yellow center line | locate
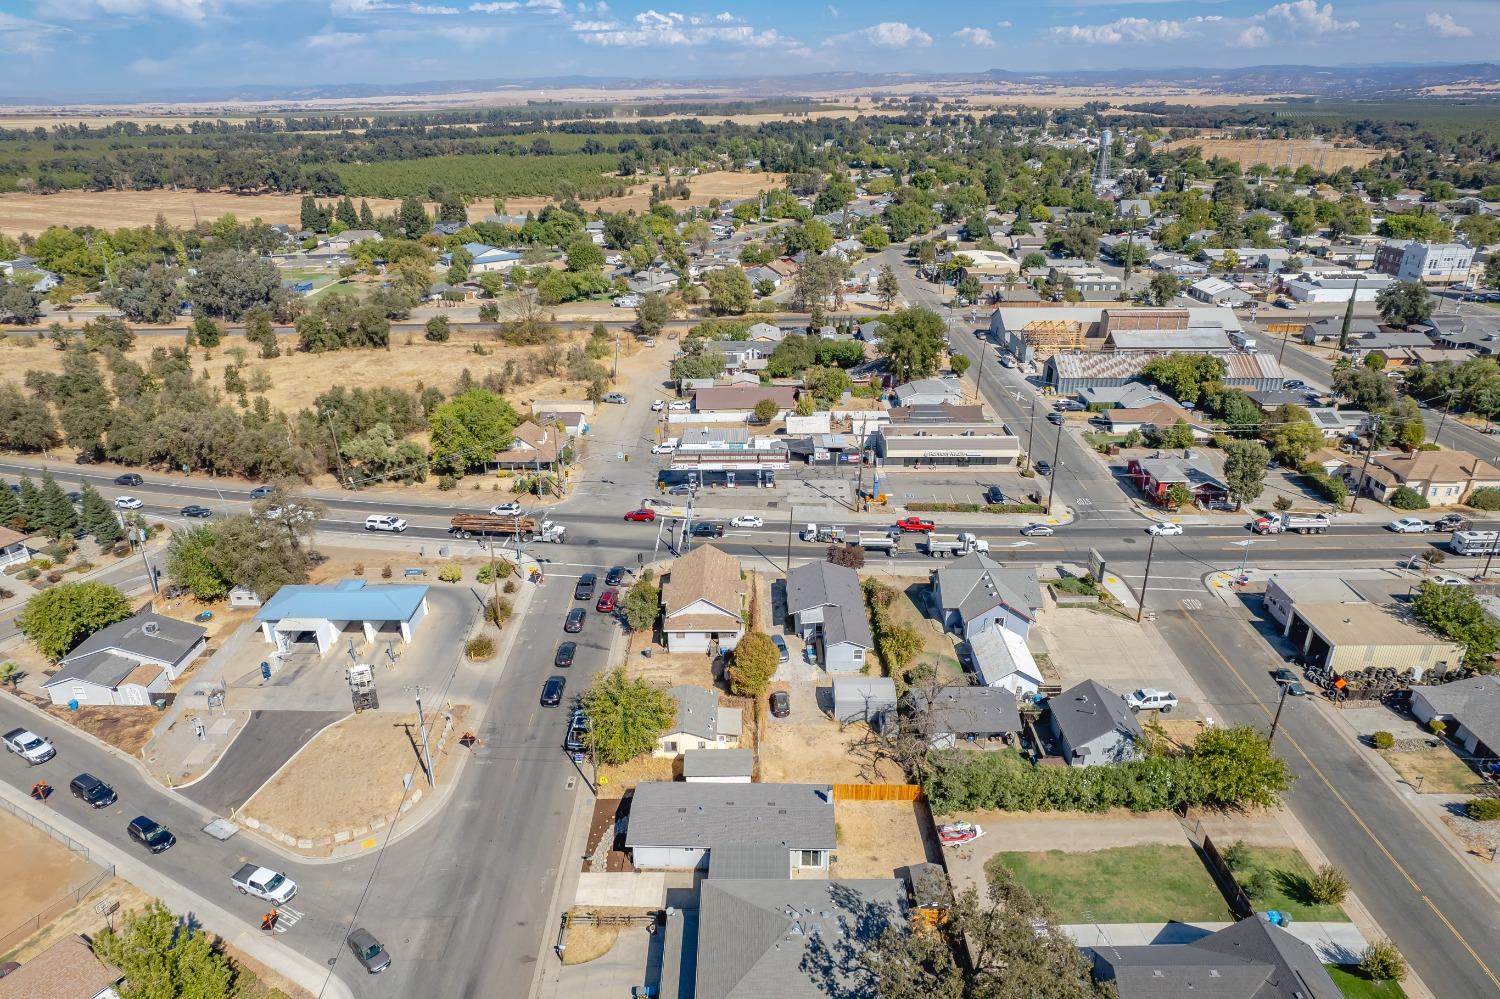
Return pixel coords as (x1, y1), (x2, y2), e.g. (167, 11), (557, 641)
(1177, 612), (1500, 991)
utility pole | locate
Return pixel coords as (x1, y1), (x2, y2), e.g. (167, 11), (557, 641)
(1122, 208), (1138, 297)
(323, 410), (348, 489)
(1349, 414), (1381, 512)
(785, 502), (796, 575)
(1045, 417), (1065, 512)
(1135, 532), (1158, 624)
(1480, 534), (1499, 582)
(404, 686), (436, 786)
(1025, 394), (1037, 471)
(1267, 681), (1292, 747)
(612, 337), (620, 380)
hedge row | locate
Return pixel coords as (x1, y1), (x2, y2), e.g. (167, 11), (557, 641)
(905, 502), (1047, 514)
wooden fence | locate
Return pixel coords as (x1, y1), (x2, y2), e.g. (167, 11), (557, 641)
(834, 783), (923, 802)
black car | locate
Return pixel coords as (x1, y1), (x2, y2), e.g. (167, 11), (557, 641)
(127, 816), (175, 853)
(564, 608), (586, 633)
(769, 691), (791, 718)
(691, 522), (725, 539)
(541, 675), (567, 706)
(574, 573), (597, 601)
(1046, 411), (1065, 426)
(1034, 460), (1052, 475)
(1433, 514), (1468, 532)
(162, 584), (189, 600)
(114, 473), (143, 487)
(554, 641), (577, 668)
(605, 566), (627, 587)
(69, 773), (117, 808)
(985, 485), (1004, 504)
(179, 505), (212, 518)
(346, 928), (392, 974)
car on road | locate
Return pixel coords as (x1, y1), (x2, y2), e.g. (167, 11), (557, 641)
(128, 816), (176, 854)
(771, 634), (789, 665)
(1387, 517), (1433, 534)
(895, 517), (936, 533)
(651, 399), (665, 411)
(1433, 514), (1468, 532)
(347, 929), (392, 974)
(1054, 399), (1086, 412)
(1273, 297), (1296, 309)
(624, 508), (656, 522)
(1047, 411), (1065, 426)
(554, 642), (577, 668)
(249, 485), (274, 499)
(605, 566), (627, 586)
(66, 491), (81, 503)
(3, 728), (56, 766)
(364, 514), (407, 533)
(603, 392), (628, 404)
(1033, 461), (1052, 476)
(113, 473), (143, 486)
(1271, 668), (1308, 696)
(1146, 522), (1183, 537)
(769, 691), (791, 718)
(1125, 689), (1179, 713)
(69, 773), (117, 808)
(731, 515), (764, 528)
(985, 486), (1005, 505)
(668, 400), (691, 411)
(541, 675), (567, 707)
(564, 608), (586, 633)
(489, 502), (522, 516)
(596, 588), (617, 614)
(574, 573), (597, 601)
(1282, 379), (1308, 390)
(691, 522), (724, 539)
(114, 496), (143, 510)
(1020, 523), (1054, 537)
(179, 505), (212, 518)
(230, 863), (294, 902)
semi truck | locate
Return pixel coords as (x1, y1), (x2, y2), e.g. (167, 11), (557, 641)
(1251, 512), (1330, 535)
(919, 533), (991, 557)
(856, 531), (899, 554)
(449, 514), (566, 543)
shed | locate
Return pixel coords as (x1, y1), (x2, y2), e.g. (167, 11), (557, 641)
(831, 675), (898, 725)
(682, 748), (754, 783)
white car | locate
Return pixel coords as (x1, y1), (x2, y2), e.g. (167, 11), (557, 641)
(731, 515), (764, 528)
(651, 442), (676, 455)
(364, 514), (407, 533)
(651, 399), (665, 412)
(642, 338), (657, 347)
(668, 401), (691, 411)
(1387, 517), (1433, 534)
(489, 502), (522, 517)
(1146, 522), (1183, 537)
(114, 495), (143, 510)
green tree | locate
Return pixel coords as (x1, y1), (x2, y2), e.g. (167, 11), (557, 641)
(1388, 485), (1429, 510)
(1146, 272), (1181, 306)
(1483, 255), (1500, 291)
(186, 251), (281, 320)
(211, 514), (308, 598)
(1222, 439), (1270, 509)
(752, 398), (779, 423)
(861, 225), (890, 251)
(565, 237), (605, 272)
(877, 308), (946, 384)
(101, 262), (181, 324)
(1164, 483), (1195, 510)
(191, 314), (222, 347)
(636, 293), (671, 335)
(0, 477), (18, 528)
(880, 623), (924, 674)
(1376, 281), (1434, 328)
(78, 484), (122, 543)
(1260, 404), (1324, 465)
(1139, 354), (1226, 405)
(36, 469), (78, 537)
(399, 196), (428, 238)
(580, 667), (675, 765)
(18, 581), (132, 661)
(619, 577), (660, 633)
(424, 315), (451, 342)
(1152, 420), (1196, 449)
(16, 475), (41, 525)
(950, 354), (971, 378)
(1359, 940), (1408, 984)
(1412, 581), (1500, 671)
(1331, 361), (1395, 411)
(729, 632), (780, 698)
(93, 900), (233, 999)
(244, 307), (279, 358)
(705, 267), (752, 315)
(167, 525), (234, 601)
(428, 388), (520, 474)
(1190, 724), (1293, 809)
(877, 265), (900, 309)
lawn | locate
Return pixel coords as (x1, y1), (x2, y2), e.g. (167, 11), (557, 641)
(1327, 965), (1409, 998)
(986, 845), (1232, 924)
(1233, 846), (1349, 922)
(1378, 747), (1482, 794)
(891, 581), (963, 684)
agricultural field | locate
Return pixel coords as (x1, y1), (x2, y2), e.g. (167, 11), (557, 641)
(1160, 135), (1386, 171)
(331, 151), (623, 200)
(0, 190), (403, 236)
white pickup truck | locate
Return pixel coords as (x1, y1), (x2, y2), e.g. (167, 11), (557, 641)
(231, 863), (298, 904)
(1125, 689), (1179, 713)
(3, 727), (56, 765)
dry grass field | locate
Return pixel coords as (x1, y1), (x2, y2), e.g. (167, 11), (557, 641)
(1161, 136), (1387, 171)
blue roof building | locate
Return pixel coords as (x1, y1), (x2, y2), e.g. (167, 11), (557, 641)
(460, 242), (522, 273)
(254, 580), (430, 654)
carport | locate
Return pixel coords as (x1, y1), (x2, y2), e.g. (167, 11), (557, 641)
(254, 580), (430, 656)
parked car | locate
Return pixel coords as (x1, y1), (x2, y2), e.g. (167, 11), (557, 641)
(1283, 379), (1308, 391)
(347, 929), (392, 974)
(564, 608), (586, 633)
(624, 508), (656, 522)
(668, 401), (691, 411)
(985, 486), (1005, 504)
(65, 491), (81, 503)
(651, 442), (676, 455)
(605, 566), (627, 586)
(1146, 522), (1183, 536)
(895, 517), (936, 533)
(249, 485), (274, 499)
(128, 816), (176, 854)
(603, 392), (628, 404)
(769, 691), (791, 718)
(691, 522), (724, 539)
(364, 514), (407, 533)
(574, 573), (597, 601)
(554, 642), (577, 668)
(1020, 523), (1054, 537)
(489, 502), (522, 516)
(1387, 517), (1433, 534)
(74, 451), (98, 465)
(69, 773), (117, 808)
(114, 496), (143, 510)
(541, 676), (567, 706)
(113, 473), (143, 486)
(3, 728), (56, 765)
(1433, 514), (1468, 532)
(665, 484), (692, 496)
(596, 588), (618, 614)
(179, 505), (212, 518)
(1125, 688), (1179, 712)
(771, 635), (789, 665)
(731, 515), (764, 528)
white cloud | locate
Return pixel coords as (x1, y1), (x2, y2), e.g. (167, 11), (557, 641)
(1262, 1), (1357, 34)
(470, 0), (560, 10)
(333, 0), (459, 13)
(573, 8), (790, 47)
(1425, 12), (1472, 37)
(996, 20), (1012, 28)
(41, 0), (216, 19)
(826, 21), (933, 48)
(129, 56), (171, 74)
(1050, 15), (1217, 44)
(826, 4), (837, 16)
(0, 12), (67, 54)
(953, 26), (995, 48)
(1238, 24), (1270, 46)
(310, 23), (501, 47)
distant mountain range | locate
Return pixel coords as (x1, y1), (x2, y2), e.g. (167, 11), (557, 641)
(26, 62), (1500, 106)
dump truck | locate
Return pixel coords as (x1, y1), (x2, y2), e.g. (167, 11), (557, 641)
(800, 523), (846, 543)
(449, 514), (566, 542)
(1251, 512), (1330, 535)
(920, 533), (990, 557)
(856, 531), (898, 554)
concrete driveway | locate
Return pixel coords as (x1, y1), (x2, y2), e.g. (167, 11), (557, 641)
(179, 709), (346, 814)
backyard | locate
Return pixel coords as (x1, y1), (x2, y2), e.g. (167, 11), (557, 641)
(888, 580), (963, 685)
(985, 845), (1232, 924)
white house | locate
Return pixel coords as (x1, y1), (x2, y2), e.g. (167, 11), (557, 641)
(42, 614), (207, 708)
(931, 555), (1042, 641)
(0, 526), (34, 568)
(625, 781), (835, 871)
(253, 580), (430, 655)
(461, 242), (523, 273)
(660, 545), (747, 654)
(968, 626), (1043, 696)
(654, 685), (743, 757)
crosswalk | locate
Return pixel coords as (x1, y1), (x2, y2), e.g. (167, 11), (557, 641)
(270, 905), (304, 934)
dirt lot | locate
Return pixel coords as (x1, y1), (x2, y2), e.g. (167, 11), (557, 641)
(599, 754), (677, 793)
(1161, 136), (1386, 172)
(2, 877), (149, 962)
(0, 811), (104, 931)
(241, 704), (468, 841)
(832, 800), (938, 879)
(504, 170), (783, 217)
(757, 707), (903, 784)
(9, 692), (160, 756)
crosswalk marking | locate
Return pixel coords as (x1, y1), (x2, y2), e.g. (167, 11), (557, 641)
(272, 906), (304, 933)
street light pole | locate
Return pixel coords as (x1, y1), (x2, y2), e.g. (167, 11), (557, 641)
(1268, 681), (1292, 747)
(1025, 394), (1037, 471)
(1135, 532), (1158, 624)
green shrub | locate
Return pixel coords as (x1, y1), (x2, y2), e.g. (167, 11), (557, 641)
(437, 564), (463, 583)
(1429, 717), (1449, 736)
(1359, 940), (1408, 983)
(1307, 864), (1350, 905)
(484, 597), (513, 628)
(465, 635), (496, 660)
(1389, 485), (1429, 510)
(1370, 730), (1395, 749)
(1465, 798), (1500, 821)
(905, 501), (1046, 515)
(1468, 487), (1500, 511)
(1221, 839), (1250, 871)
(1241, 868), (1275, 903)
(476, 560), (514, 584)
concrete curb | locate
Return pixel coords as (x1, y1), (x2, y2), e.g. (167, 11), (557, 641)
(0, 779), (355, 999)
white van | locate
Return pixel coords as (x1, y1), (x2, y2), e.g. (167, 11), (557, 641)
(365, 515), (408, 533)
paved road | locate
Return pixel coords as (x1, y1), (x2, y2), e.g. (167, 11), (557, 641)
(179, 710), (347, 815)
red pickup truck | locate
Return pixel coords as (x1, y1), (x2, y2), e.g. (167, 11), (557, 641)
(895, 517), (936, 533)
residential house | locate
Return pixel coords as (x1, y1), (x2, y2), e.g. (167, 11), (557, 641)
(1101, 401), (1213, 441)
(681, 748), (754, 783)
(625, 781), (836, 870)
(1409, 676), (1500, 759)
(429, 220), (465, 237)
(1357, 449), (1500, 505)
(1305, 407), (1370, 439)
(1046, 679), (1144, 766)
(1246, 389), (1320, 412)
(892, 377), (965, 407)
(744, 322), (782, 341)
(489, 420), (564, 472)
(1093, 916), (1342, 999)
(1126, 452), (1230, 508)
(968, 625), (1044, 695)
(461, 242), (522, 273)
(744, 265), (781, 289)
(628, 268), (681, 295)
(831, 675), (898, 726)
(1048, 263), (1122, 297)
(0, 934), (123, 999)
(0, 526), (34, 568)
(535, 410), (588, 437)
(1098, 233), (1154, 264)
(785, 561), (873, 672)
(253, 580), (430, 655)
(42, 613), (207, 708)
(655, 685), (743, 757)
(956, 249), (1021, 295)
(689, 385), (798, 423)
(1116, 198), (1152, 219)
(930, 554), (1042, 640)
(879, 406), (1021, 468)
(1148, 252), (1208, 277)
(702, 340), (770, 376)
(1187, 276), (1251, 305)
(906, 686), (1023, 750)
(1300, 316), (1381, 344)
(323, 229), (380, 251)
(660, 545), (747, 654)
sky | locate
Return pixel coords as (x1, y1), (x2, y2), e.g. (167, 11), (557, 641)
(0, 1), (1495, 101)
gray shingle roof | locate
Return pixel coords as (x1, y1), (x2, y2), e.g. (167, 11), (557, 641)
(907, 686), (1022, 736)
(683, 748), (754, 780)
(785, 562), (873, 650)
(935, 554), (1041, 626)
(705, 843), (787, 879)
(1097, 918), (1342, 998)
(1412, 675), (1500, 752)
(1049, 679), (1142, 749)
(46, 614), (206, 689)
(625, 782), (836, 851)
(668, 685), (731, 741)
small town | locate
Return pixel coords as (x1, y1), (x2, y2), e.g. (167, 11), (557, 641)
(1, 4), (1499, 998)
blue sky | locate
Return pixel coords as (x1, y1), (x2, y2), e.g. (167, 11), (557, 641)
(1, 1), (1494, 100)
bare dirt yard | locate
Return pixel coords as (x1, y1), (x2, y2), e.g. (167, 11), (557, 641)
(241, 704), (468, 844)
(0, 811), (106, 942)
(832, 800), (939, 879)
(757, 709), (904, 784)
(1161, 136), (1387, 172)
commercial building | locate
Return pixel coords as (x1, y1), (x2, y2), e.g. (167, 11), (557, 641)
(1045, 351), (1282, 395)
(1281, 602), (1460, 680)
(1283, 271), (1394, 303)
(669, 428), (789, 483)
(989, 305), (1245, 364)
(878, 405), (1020, 468)
(253, 580), (430, 655)
(1374, 241), (1475, 284)
(1187, 276), (1251, 305)
(956, 249), (1020, 294)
